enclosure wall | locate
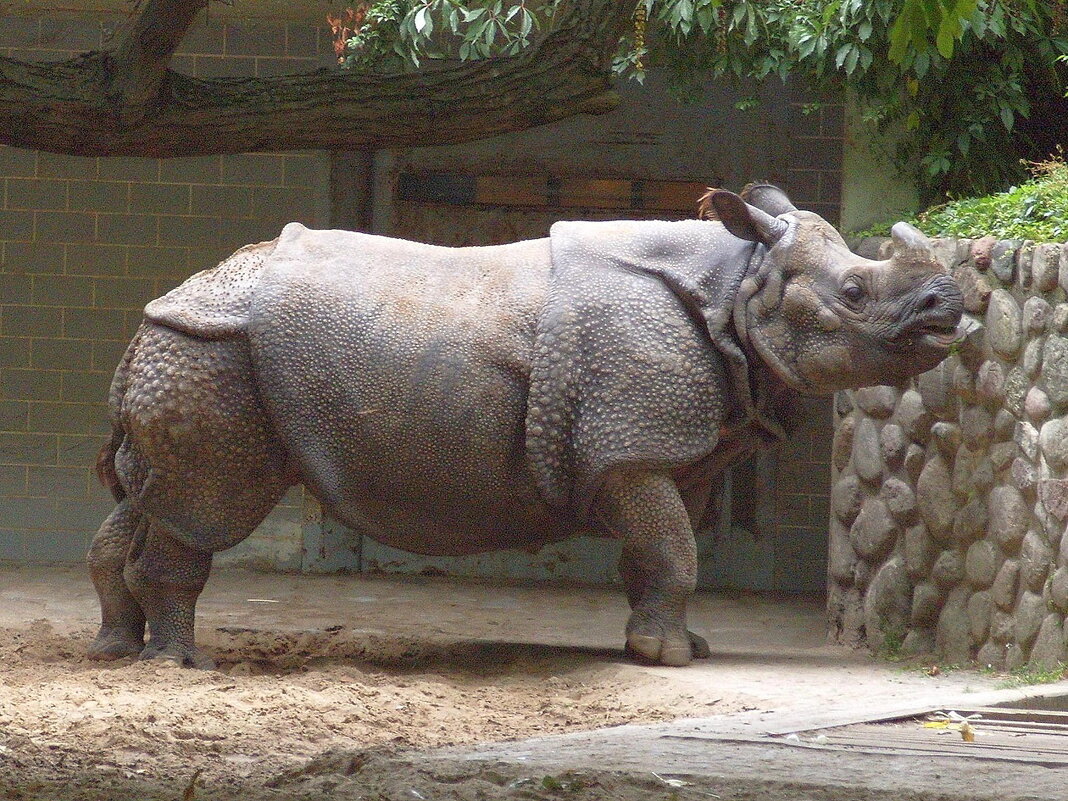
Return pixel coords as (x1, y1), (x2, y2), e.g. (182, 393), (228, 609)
(0, 8), (331, 566)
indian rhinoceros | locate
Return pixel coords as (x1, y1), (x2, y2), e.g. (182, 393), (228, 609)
(88, 184), (963, 669)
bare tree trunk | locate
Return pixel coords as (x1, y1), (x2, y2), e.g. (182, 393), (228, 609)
(0, 0), (631, 157)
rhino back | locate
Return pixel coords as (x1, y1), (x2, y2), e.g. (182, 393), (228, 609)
(247, 224), (566, 554)
(144, 239), (278, 339)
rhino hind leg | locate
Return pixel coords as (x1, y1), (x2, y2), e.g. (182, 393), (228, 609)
(124, 519), (214, 669)
(96, 324), (293, 667)
(597, 469), (701, 666)
(86, 499), (147, 660)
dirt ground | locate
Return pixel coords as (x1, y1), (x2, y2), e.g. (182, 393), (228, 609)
(0, 564), (1025, 800)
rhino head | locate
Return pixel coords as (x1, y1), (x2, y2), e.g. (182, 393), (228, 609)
(706, 185), (964, 394)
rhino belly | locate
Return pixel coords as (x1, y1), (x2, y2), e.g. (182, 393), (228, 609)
(247, 234), (572, 555)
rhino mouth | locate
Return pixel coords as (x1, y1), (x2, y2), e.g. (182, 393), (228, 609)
(890, 317), (966, 352)
(916, 322), (964, 347)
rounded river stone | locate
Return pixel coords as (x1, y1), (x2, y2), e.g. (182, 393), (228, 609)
(1051, 567), (1068, 613)
(1043, 335), (1068, 410)
(852, 417), (883, 484)
(932, 549), (965, 590)
(1039, 418), (1068, 471)
(976, 359), (1006, 405)
(831, 474), (863, 525)
(892, 389), (932, 443)
(965, 540), (1000, 588)
(832, 414), (855, 472)
(911, 581), (942, 625)
(1020, 530), (1054, 592)
(879, 423), (908, 466)
(967, 590), (993, 643)
(850, 498), (898, 561)
(1030, 613), (1067, 668)
(960, 406), (993, 450)
(988, 485), (1027, 550)
(1024, 295), (1053, 333)
(1032, 247), (1060, 293)
(1025, 387), (1051, 423)
(864, 556), (911, 648)
(992, 558), (1020, 609)
(986, 289), (1023, 359)
(855, 386), (899, 419)
(1015, 590), (1046, 647)
(880, 477), (916, 521)
(917, 455), (955, 542)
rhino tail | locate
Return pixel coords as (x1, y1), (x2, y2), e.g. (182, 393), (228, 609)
(96, 426), (126, 503)
(95, 328), (142, 503)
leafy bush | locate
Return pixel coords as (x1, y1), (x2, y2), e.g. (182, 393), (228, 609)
(911, 154), (1068, 242)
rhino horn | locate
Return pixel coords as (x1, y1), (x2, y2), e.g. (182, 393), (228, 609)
(890, 221), (934, 257)
(740, 183), (797, 216)
(708, 190), (790, 246)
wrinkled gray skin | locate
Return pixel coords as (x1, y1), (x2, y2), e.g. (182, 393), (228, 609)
(88, 186), (964, 669)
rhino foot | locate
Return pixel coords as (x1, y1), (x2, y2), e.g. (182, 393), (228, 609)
(140, 640), (216, 670)
(87, 627), (145, 661)
(624, 633), (688, 667)
(625, 630), (710, 666)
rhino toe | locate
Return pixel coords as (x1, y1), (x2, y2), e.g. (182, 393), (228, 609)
(87, 628), (144, 661)
(140, 642), (216, 670)
(688, 630), (711, 659)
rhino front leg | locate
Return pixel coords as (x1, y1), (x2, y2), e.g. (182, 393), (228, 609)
(86, 500), (147, 660)
(597, 469), (700, 666)
(124, 520), (215, 669)
(618, 551), (711, 661)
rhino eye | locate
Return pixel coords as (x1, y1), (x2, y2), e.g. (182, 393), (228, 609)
(841, 281), (866, 306)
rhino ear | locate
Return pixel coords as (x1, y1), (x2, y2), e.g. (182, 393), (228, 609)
(708, 190), (789, 246)
(740, 183), (797, 217)
(890, 221), (933, 256)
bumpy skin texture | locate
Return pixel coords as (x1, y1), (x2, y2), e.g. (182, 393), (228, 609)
(90, 187), (964, 668)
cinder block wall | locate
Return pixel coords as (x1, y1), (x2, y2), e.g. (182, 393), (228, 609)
(0, 9), (331, 565)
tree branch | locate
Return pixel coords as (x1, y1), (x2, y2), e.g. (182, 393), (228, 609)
(0, 0), (632, 157)
(109, 0), (210, 122)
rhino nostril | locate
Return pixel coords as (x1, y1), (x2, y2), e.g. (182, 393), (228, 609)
(919, 290), (941, 312)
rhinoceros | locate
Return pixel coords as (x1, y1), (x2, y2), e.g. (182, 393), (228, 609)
(88, 184), (963, 668)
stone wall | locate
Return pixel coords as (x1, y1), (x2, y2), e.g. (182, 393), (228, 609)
(831, 235), (1068, 669)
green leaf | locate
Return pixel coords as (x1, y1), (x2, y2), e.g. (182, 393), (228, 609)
(413, 6), (432, 36)
(935, 24), (954, 58)
(1000, 105), (1014, 130)
(835, 42), (852, 68)
(844, 43), (859, 73)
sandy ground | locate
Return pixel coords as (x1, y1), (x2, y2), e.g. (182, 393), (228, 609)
(0, 564), (1048, 800)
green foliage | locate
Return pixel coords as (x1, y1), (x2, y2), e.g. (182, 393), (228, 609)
(333, 1), (1068, 200)
(334, 0), (554, 72)
(911, 154), (1068, 241)
(995, 661), (1068, 688)
(642, 0), (1068, 200)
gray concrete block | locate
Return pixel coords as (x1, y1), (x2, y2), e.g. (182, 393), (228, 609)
(6, 178), (68, 210)
(68, 180), (130, 212)
(0, 432), (56, 465)
(31, 339), (92, 371)
(96, 214), (159, 247)
(65, 244), (126, 276)
(35, 211), (95, 244)
(1, 368), (60, 401)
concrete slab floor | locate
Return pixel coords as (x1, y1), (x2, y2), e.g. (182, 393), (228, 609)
(2, 564), (1066, 800)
